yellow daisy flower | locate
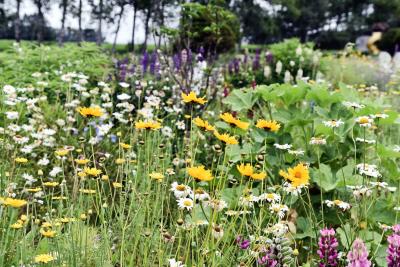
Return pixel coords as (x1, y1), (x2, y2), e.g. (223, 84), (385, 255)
(255, 119), (281, 132)
(181, 91), (207, 105)
(279, 163), (310, 187)
(187, 166), (213, 182)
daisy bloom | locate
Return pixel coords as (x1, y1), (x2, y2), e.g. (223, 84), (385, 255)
(34, 254), (55, 263)
(76, 106), (103, 118)
(214, 131), (238, 145)
(310, 137), (327, 145)
(220, 113), (249, 130)
(322, 119), (344, 128)
(135, 120), (162, 130)
(0, 197), (27, 208)
(187, 166), (213, 182)
(170, 182), (192, 198)
(119, 142), (132, 149)
(356, 116), (373, 127)
(279, 163), (310, 187)
(177, 198), (194, 211)
(237, 163), (267, 180)
(181, 91), (207, 105)
(256, 119), (281, 132)
(149, 172), (164, 182)
(84, 167), (102, 176)
(75, 158), (90, 165)
(193, 117), (215, 131)
(274, 143), (292, 150)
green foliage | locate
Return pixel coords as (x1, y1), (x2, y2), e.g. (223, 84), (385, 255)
(179, 3), (240, 52)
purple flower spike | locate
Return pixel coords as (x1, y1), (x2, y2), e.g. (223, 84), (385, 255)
(347, 238), (371, 267)
(387, 228), (400, 267)
(317, 228), (338, 267)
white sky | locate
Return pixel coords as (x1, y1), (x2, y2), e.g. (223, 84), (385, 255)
(15, 1), (154, 44)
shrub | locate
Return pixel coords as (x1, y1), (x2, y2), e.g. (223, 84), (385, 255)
(179, 3), (240, 53)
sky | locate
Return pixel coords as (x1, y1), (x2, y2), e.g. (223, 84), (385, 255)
(16, 1), (149, 44)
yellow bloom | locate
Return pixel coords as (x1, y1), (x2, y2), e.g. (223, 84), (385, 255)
(119, 143), (132, 149)
(237, 163), (267, 180)
(250, 172), (267, 181)
(41, 222), (52, 228)
(79, 189), (96, 194)
(256, 119), (281, 132)
(181, 91), (207, 105)
(193, 117), (215, 131)
(279, 163), (310, 187)
(40, 229), (56, 238)
(26, 187), (42, 192)
(76, 106), (103, 117)
(135, 120), (162, 130)
(11, 221), (23, 229)
(115, 158), (126, 164)
(0, 197), (27, 208)
(84, 167), (102, 176)
(75, 158), (89, 165)
(34, 254), (55, 263)
(214, 131), (238, 145)
(220, 113), (249, 130)
(149, 172), (165, 181)
(101, 175), (109, 181)
(187, 166), (213, 182)
(237, 163), (254, 177)
(15, 157), (28, 163)
(43, 182), (59, 187)
(112, 182), (123, 188)
(55, 149), (69, 157)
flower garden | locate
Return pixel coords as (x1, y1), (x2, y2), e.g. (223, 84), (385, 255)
(0, 40), (400, 266)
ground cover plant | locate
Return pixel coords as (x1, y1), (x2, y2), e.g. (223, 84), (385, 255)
(0, 41), (400, 267)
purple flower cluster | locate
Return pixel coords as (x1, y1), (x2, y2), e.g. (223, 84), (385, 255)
(347, 238), (371, 267)
(317, 228), (338, 267)
(235, 236), (250, 250)
(257, 248), (277, 267)
(387, 225), (400, 267)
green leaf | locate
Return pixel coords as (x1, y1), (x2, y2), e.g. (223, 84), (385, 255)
(222, 89), (256, 111)
(311, 164), (337, 191)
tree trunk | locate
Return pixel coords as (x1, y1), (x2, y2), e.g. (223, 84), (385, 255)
(77, 0), (83, 44)
(58, 0), (68, 46)
(112, 5), (125, 54)
(36, 1), (44, 43)
(142, 6), (151, 52)
(157, 0), (165, 47)
(15, 0), (21, 42)
(131, 4), (137, 52)
(96, 0), (103, 46)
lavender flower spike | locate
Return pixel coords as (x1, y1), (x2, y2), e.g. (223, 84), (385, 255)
(347, 238), (371, 267)
(317, 228), (338, 267)
(387, 226), (400, 267)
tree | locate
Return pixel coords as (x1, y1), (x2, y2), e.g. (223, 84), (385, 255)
(141, 0), (153, 51)
(32, 0), (50, 43)
(89, 0), (113, 46)
(71, 0), (83, 44)
(130, 0), (137, 51)
(58, 0), (69, 46)
(14, 0), (23, 42)
(112, 0), (129, 53)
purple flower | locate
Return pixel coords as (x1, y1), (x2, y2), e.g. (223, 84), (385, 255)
(387, 229), (400, 267)
(235, 236), (250, 250)
(257, 248), (277, 266)
(347, 238), (371, 267)
(317, 228), (338, 267)
(173, 54), (181, 71)
(141, 51), (149, 74)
